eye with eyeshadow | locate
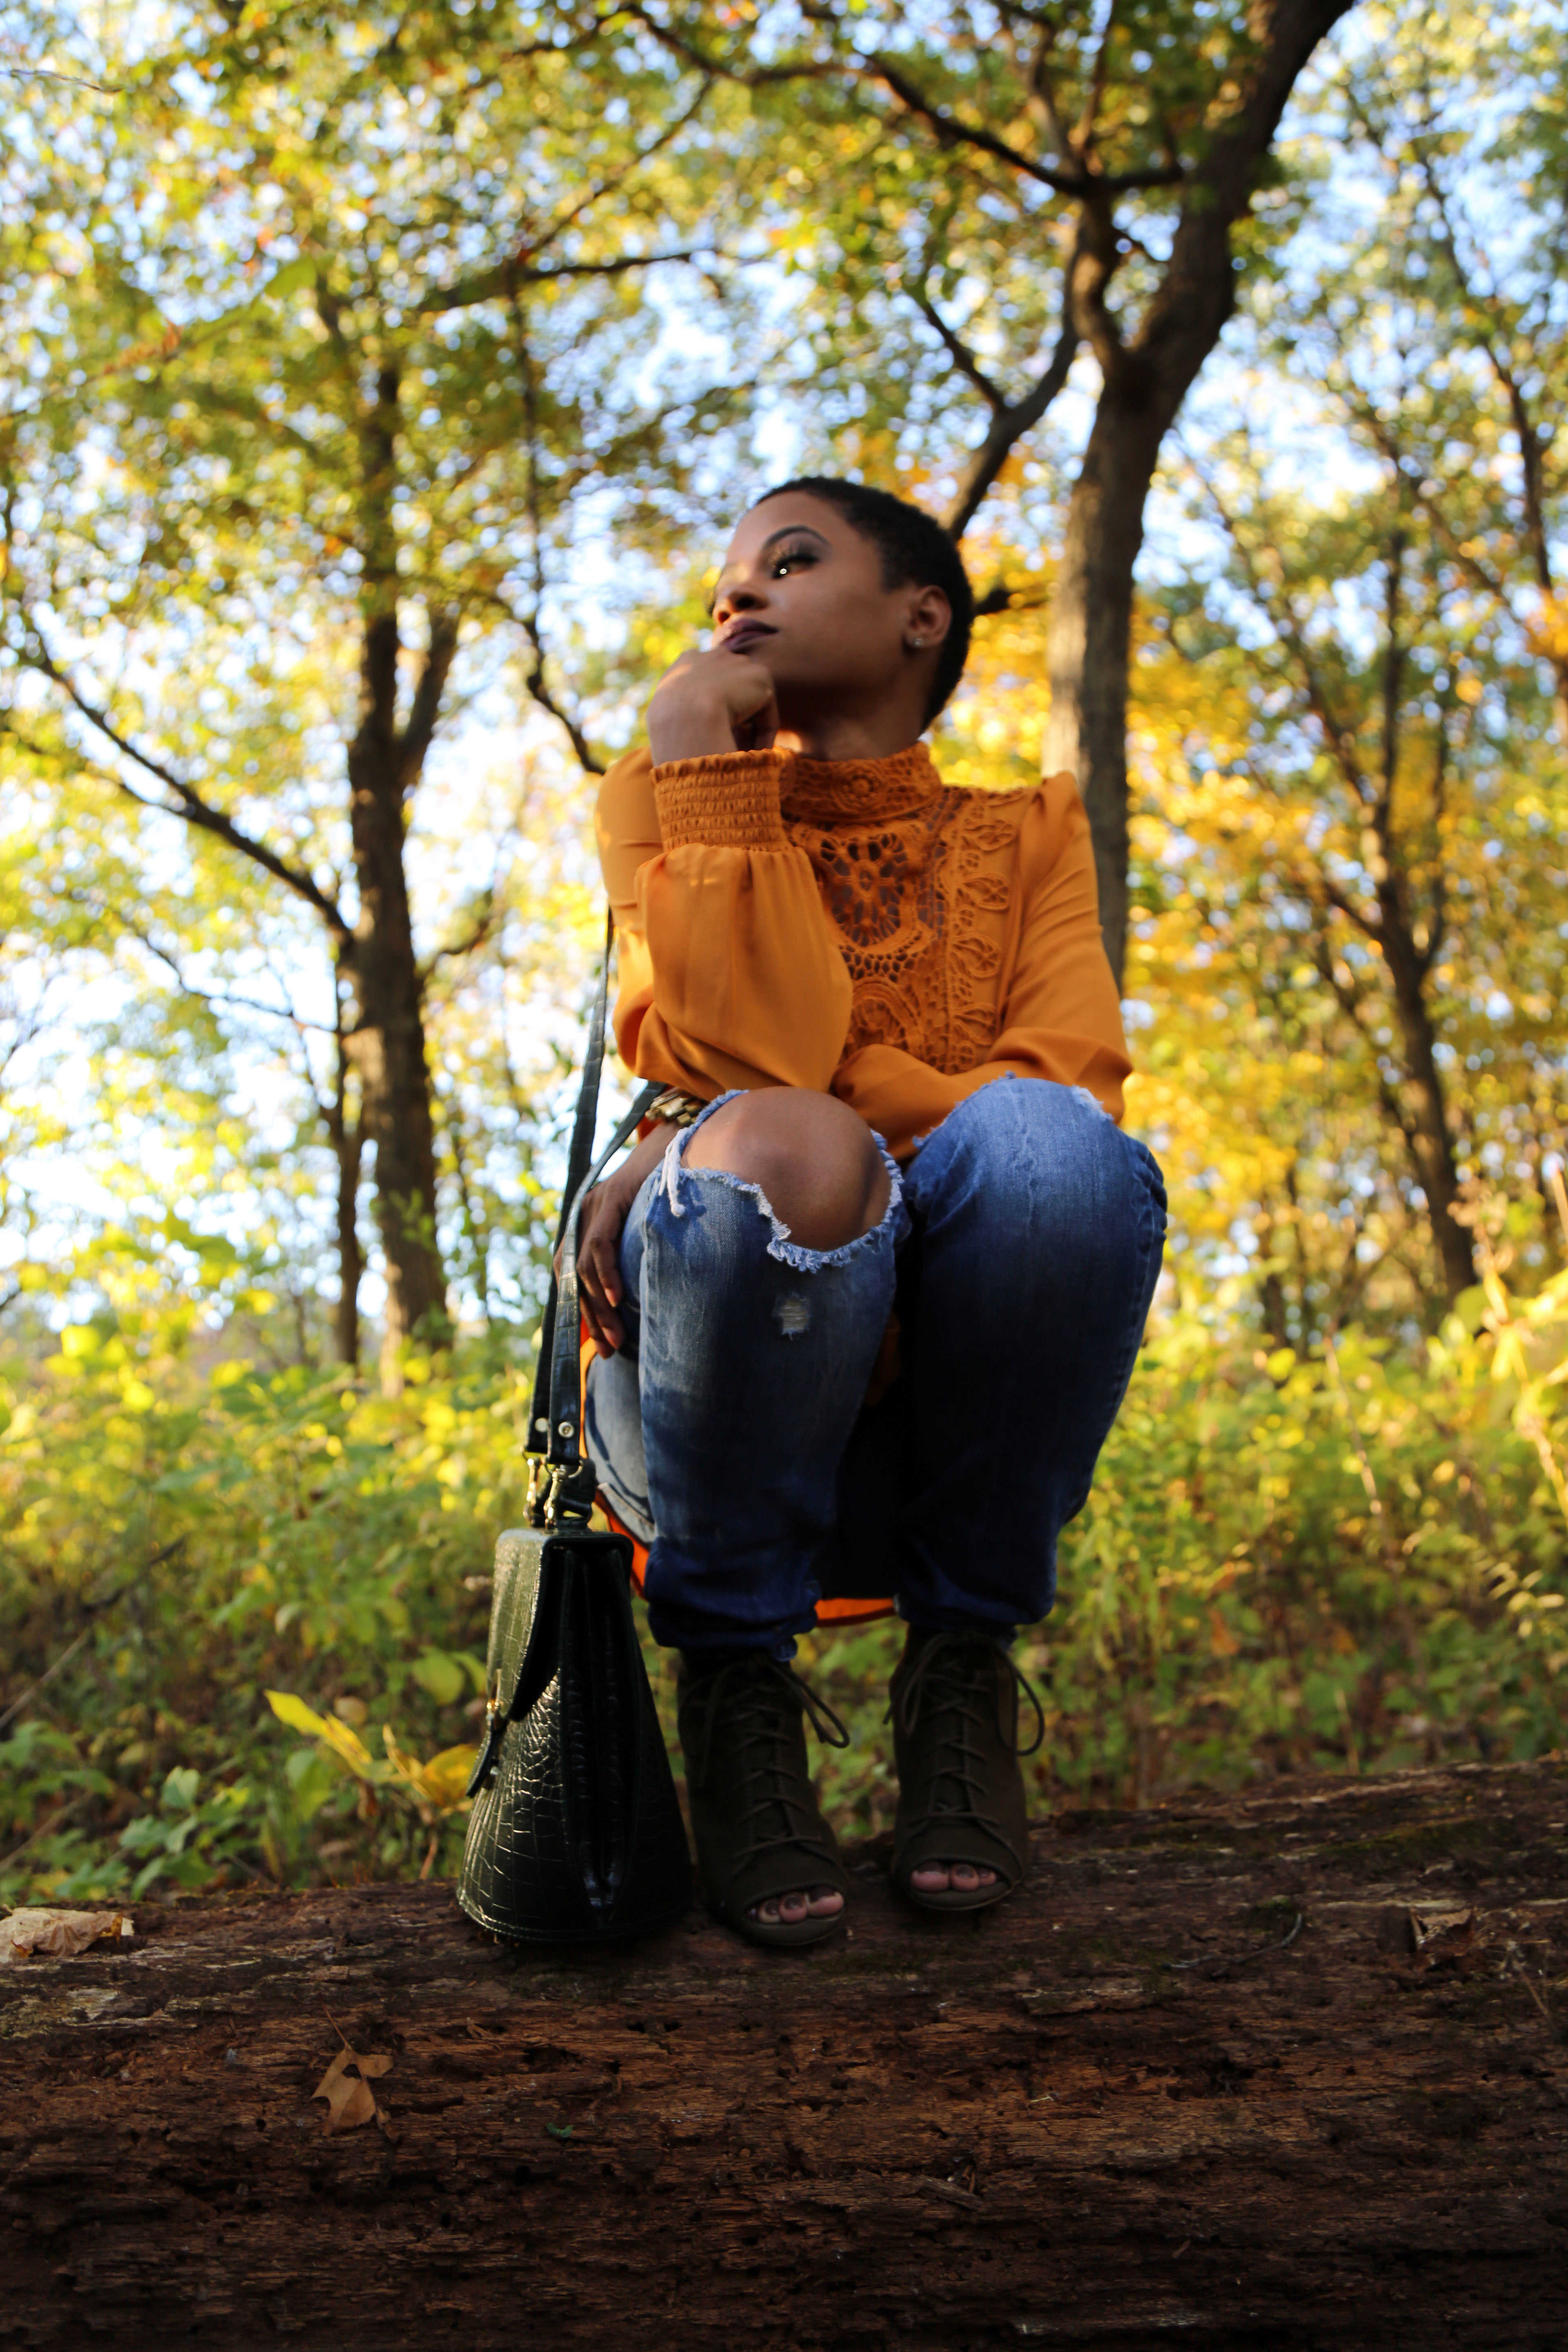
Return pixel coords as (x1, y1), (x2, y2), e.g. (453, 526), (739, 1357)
(769, 539), (820, 578)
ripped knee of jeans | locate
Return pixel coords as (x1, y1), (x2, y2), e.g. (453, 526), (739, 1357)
(661, 1121), (909, 1272)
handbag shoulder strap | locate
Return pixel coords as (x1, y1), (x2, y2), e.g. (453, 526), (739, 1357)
(527, 906), (660, 1497)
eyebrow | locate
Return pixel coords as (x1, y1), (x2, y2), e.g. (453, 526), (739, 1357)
(707, 523), (831, 615)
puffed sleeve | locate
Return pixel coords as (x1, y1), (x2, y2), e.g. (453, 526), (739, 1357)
(828, 774), (1131, 1156)
(595, 745), (853, 1097)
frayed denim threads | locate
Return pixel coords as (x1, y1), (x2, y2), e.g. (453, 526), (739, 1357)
(659, 1089), (908, 1272)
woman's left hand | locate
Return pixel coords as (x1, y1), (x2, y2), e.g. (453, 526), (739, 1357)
(556, 1123), (678, 1356)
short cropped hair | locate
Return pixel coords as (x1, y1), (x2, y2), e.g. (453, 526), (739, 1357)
(752, 476), (973, 726)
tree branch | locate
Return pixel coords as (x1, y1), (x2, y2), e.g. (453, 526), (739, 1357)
(861, 51), (1182, 196)
(1194, 450), (1373, 808)
(1378, 521), (1407, 826)
(1420, 700), (1452, 978)
(178, 384), (329, 469)
(399, 612), (460, 792)
(356, 359), (403, 742)
(121, 918), (334, 1034)
(418, 249), (708, 315)
(503, 285), (605, 777)
(1308, 927), (1420, 1156)
(911, 289), (1007, 412)
(511, 78), (714, 267)
(1415, 143), (1558, 599)
(942, 301), (1081, 539)
(521, 658), (605, 775)
(1347, 387), (1514, 604)
(620, 2), (840, 90)
(420, 890), (501, 984)
(1063, 187), (1128, 379)
(622, 2), (1179, 193)
(1123, 0), (1358, 388)
(12, 625), (349, 938)
(1313, 868), (1381, 943)
(1073, 0), (1117, 150)
(1024, 20), (1071, 163)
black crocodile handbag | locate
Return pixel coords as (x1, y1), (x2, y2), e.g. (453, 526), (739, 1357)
(457, 920), (691, 1944)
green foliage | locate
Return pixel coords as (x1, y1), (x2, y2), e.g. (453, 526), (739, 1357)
(4, 1247), (1564, 1900)
(0, 1301), (522, 1902)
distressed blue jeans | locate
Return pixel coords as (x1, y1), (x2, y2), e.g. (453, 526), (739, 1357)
(585, 1077), (1167, 1657)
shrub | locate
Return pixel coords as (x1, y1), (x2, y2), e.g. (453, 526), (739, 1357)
(2, 1254), (1564, 1901)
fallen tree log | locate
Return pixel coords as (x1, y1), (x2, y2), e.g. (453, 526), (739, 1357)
(3, 1758), (1566, 2350)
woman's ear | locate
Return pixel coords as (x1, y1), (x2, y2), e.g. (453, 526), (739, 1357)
(902, 583), (952, 653)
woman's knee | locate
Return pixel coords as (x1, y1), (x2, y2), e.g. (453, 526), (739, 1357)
(917, 1078), (1148, 1238)
(684, 1087), (891, 1252)
(1002, 1082), (1163, 1263)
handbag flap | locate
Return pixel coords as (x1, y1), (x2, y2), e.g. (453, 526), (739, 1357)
(466, 1523), (633, 1795)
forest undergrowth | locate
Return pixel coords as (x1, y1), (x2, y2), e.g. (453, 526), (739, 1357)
(3, 1218), (1564, 1907)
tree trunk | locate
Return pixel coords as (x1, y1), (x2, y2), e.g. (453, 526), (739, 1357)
(334, 1184), (364, 1368)
(4, 1758), (1565, 2350)
(442, 1098), (491, 1335)
(343, 690), (449, 1390)
(334, 353), (457, 1393)
(1375, 891), (1474, 1302)
(1016, 1), (1357, 988)
(325, 961), (365, 1370)
(331, 1101), (365, 1373)
(1043, 390), (1167, 987)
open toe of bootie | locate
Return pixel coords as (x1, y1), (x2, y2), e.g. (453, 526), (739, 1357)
(677, 1653), (851, 1951)
(889, 1630), (1043, 1916)
(722, 1858), (851, 1950)
(891, 1831), (1019, 1913)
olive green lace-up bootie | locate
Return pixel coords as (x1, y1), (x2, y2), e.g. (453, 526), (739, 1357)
(889, 1629), (1045, 1912)
(677, 1654), (851, 1949)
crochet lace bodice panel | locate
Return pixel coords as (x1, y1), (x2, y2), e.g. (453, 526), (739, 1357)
(781, 744), (1036, 1076)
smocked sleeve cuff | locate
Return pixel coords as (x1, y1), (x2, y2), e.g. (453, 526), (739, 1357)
(652, 751), (788, 850)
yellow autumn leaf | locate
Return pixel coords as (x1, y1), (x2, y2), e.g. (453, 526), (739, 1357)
(419, 1744), (480, 1810)
(265, 1689), (378, 1780)
(265, 1688), (332, 1739)
(381, 1726), (476, 1814)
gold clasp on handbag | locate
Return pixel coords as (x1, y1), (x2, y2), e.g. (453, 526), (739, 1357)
(526, 1453), (550, 1529)
(465, 1665), (510, 1800)
(545, 1459), (596, 1530)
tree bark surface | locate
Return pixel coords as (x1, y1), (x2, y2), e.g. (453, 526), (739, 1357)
(4, 1759), (1566, 2350)
(1374, 888), (1474, 1303)
(1042, 385), (1164, 988)
(344, 671), (450, 1380)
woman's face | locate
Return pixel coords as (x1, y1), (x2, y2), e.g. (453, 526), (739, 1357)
(710, 492), (949, 728)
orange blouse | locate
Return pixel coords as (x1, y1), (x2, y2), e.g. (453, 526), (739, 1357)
(595, 739), (1130, 1156)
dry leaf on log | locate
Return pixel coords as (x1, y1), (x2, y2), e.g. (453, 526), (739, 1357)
(1375, 1904), (1478, 1957)
(312, 2039), (393, 2134)
(0, 1909), (134, 1964)
(1412, 1905), (1477, 1950)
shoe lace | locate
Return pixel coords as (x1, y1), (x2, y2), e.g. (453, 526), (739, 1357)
(889, 1635), (1045, 1838)
(688, 1658), (849, 1884)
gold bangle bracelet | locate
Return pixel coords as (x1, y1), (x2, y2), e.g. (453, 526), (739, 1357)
(648, 1087), (707, 1130)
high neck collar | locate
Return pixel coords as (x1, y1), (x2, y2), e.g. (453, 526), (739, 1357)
(779, 739), (943, 827)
